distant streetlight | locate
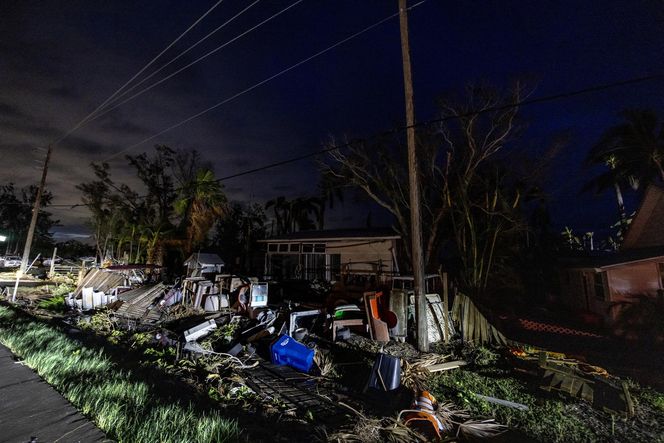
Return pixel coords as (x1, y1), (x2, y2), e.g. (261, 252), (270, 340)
(0, 235), (6, 242)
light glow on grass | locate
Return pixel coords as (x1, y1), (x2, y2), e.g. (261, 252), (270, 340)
(0, 306), (239, 443)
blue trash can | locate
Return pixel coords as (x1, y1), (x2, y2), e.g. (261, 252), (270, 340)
(270, 334), (314, 373)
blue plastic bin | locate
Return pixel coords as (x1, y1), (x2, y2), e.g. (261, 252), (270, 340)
(270, 334), (314, 373)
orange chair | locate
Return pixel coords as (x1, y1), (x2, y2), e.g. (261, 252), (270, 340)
(364, 291), (389, 342)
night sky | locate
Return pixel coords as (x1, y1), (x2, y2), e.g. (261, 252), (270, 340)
(1, 0), (663, 241)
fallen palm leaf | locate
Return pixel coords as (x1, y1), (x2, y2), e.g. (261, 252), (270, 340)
(457, 419), (506, 439)
(401, 354), (453, 389)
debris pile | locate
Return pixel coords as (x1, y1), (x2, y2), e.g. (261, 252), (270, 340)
(23, 262), (649, 441)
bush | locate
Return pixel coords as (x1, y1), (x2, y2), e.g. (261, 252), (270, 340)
(428, 367), (594, 442)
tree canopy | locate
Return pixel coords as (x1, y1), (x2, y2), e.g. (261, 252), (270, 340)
(77, 146), (227, 266)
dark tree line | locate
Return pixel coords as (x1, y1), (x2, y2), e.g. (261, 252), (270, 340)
(0, 184), (58, 256)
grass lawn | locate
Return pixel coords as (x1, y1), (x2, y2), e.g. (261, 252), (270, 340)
(426, 346), (664, 443)
(0, 305), (239, 443)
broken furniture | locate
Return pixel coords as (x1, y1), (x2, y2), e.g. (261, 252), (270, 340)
(184, 319), (217, 342)
(365, 352), (401, 392)
(249, 283), (268, 307)
(388, 289), (408, 341)
(400, 390), (446, 440)
(204, 294), (229, 312)
(270, 334), (314, 373)
(161, 286), (183, 307)
(364, 291), (390, 343)
(289, 309), (324, 337)
(331, 304), (366, 341)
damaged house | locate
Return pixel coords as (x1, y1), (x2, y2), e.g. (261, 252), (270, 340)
(260, 228), (401, 282)
(558, 185), (664, 325)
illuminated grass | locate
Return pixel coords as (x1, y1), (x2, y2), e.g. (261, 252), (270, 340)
(0, 306), (238, 443)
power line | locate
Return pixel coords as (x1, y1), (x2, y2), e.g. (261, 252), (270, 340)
(102, 1), (428, 162)
(212, 72), (664, 183)
(53, 0), (226, 146)
(92, 0), (305, 128)
(96, 0), (261, 115)
(8, 70), (662, 209)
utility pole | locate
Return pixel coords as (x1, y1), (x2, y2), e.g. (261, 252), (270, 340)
(19, 144), (52, 273)
(399, 0), (428, 352)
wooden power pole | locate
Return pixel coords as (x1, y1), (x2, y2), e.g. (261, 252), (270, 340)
(399, 0), (428, 352)
(19, 144), (52, 273)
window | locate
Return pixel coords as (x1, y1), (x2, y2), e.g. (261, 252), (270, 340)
(278, 244), (289, 252)
(328, 254), (341, 281)
(593, 272), (606, 300)
(302, 243), (325, 254)
(290, 243), (300, 252)
(267, 254), (300, 280)
(268, 244), (278, 252)
(302, 254), (326, 280)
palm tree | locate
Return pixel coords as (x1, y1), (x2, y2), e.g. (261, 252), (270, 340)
(585, 109), (663, 233)
(587, 109), (664, 192)
(265, 196), (288, 236)
(175, 169), (227, 255)
(316, 174), (344, 230)
(290, 196), (318, 232)
(583, 154), (634, 220)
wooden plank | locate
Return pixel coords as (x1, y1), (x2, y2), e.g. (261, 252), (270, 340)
(442, 272), (449, 343)
(426, 295), (445, 341)
(426, 360), (467, 373)
(474, 393), (529, 411)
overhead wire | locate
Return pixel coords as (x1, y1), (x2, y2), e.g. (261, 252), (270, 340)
(102, 0), (428, 162)
(93, 0), (261, 115)
(18, 0), (661, 210)
(52, 0), (226, 146)
(32, 69), (664, 210)
(212, 72), (664, 183)
(91, 0), (306, 128)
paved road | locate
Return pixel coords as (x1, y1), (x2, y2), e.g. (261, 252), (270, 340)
(0, 344), (109, 443)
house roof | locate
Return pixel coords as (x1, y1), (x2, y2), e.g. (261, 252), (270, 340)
(260, 227), (400, 243)
(184, 253), (225, 266)
(622, 184), (664, 250)
(560, 245), (664, 269)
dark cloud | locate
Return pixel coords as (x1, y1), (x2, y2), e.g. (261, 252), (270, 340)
(271, 185), (295, 193)
(0, 103), (27, 119)
(230, 158), (251, 168)
(98, 113), (150, 136)
(1, 0), (663, 238)
(47, 86), (80, 99)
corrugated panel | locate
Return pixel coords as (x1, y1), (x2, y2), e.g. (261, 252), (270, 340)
(114, 283), (167, 323)
(74, 268), (125, 297)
